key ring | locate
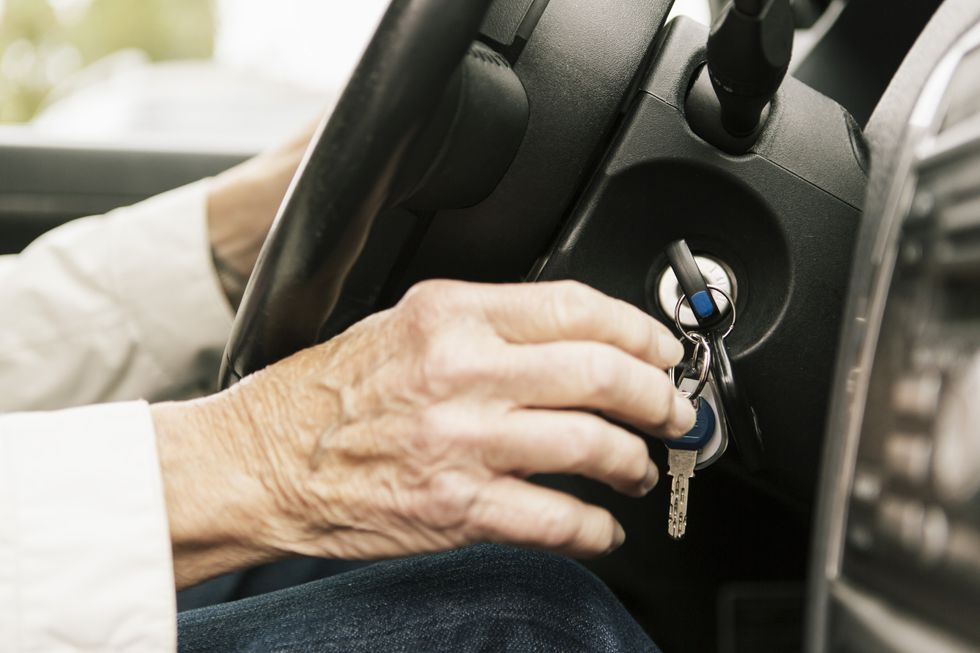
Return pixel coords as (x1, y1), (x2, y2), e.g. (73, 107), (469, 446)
(669, 332), (712, 404)
(673, 284), (737, 343)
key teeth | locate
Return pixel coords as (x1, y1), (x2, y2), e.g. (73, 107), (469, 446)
(667, 449), (696, 541)
(668, 518), (688, 540)
(667, 515), (687, 540)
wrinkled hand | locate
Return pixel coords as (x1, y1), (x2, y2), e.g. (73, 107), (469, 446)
(154, 281), (695, 588)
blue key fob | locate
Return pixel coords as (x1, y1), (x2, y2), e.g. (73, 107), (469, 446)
(665, 400), (716, 451)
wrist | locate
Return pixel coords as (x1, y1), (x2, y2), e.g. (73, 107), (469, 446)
(206, 173), (269, 310)
(206, 145), (306, 306)
(205, 118), (317, 308)
(152, 395), (281, 588)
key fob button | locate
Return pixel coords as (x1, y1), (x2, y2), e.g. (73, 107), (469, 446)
(668, 400), (716, 451)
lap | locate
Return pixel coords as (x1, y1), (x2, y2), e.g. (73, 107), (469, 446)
(177, 545), (659, 653)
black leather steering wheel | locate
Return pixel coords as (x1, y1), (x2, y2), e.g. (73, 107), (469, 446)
(220, 0), (497, 387)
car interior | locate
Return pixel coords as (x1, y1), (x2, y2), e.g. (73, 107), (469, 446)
(1, 1), (978, 651)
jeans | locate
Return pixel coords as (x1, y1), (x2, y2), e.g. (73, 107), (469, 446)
(178, 545), (660, 652)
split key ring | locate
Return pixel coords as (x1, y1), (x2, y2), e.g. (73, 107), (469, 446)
(669, 332), (712, 405)
(673, 284), (737, 343)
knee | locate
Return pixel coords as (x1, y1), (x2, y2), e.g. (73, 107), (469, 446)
(453, 544), (610, 607)
(178, 546), (656, 653)
(436, 544), (655, 651)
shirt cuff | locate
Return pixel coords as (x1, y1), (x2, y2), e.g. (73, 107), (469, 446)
(0, 402), (176, 652)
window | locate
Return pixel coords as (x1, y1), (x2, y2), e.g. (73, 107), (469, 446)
(0, 0), (388, 151)
(0, 0), (710, 152)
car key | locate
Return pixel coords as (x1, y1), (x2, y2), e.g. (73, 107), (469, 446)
(665, 239), (765, 471)
(696, 381), (729, 468)
(666, 399), (716, 539)
(665, 334), (716, 539)
(677, 376), (729, 469)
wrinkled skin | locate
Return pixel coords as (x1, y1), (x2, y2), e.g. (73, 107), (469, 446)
(153, 280), (696, 589)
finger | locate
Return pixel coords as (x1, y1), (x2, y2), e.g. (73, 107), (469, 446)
(495, 341), (697, 436)
(483, 410), (658, 496)
(468, 476), (625, 558)
(474, 281), (684, 369)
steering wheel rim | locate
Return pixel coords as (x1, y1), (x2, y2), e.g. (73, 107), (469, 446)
(220, 0), (497, 388)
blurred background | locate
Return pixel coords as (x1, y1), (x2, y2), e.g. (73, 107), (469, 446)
(0, 0), (391, 150)
(0, 0), (710, 152)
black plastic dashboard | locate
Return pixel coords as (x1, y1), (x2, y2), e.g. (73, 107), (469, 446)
(535, 16), (866, 503)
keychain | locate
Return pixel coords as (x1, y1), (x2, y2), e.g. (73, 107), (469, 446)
(661, 239), (764, 539)
(665, 240), (765, 471)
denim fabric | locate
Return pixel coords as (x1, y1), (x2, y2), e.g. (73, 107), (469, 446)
(177, 558), (368, 612)
(178, 545), (660, 652)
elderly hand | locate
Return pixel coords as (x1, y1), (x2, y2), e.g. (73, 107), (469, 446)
(153, 280), (695, 588)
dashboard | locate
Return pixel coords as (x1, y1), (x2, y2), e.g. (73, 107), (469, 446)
(808, 12), (980, 652)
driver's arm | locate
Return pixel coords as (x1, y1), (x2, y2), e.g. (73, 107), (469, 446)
(0, 130), (310, 412)
(0, 279), (695, 653)
(0, 402), (178, 651)
(0, 181), (232, 412)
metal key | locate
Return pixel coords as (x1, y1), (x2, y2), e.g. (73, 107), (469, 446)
(666, 239), (765, 472)
(667, 448), (697, 539)
(666, 400), (716, 539)
(665, 332), (716, 539)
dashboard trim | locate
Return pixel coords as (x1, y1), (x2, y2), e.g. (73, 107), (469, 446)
(806, 18), (980, 653)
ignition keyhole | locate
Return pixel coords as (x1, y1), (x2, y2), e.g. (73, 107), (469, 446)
(656, 255), (737, 328)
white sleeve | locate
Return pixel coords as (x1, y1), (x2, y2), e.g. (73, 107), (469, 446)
(0, 181), (234, 412)
(0, 401), (176, 653)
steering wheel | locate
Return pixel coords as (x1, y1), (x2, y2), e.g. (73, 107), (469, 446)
(220, 0), (498, 387)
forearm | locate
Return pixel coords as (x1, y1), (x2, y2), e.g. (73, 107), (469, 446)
(153, 354), (349, 590)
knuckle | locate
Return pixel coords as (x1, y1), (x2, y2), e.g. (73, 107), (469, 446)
(419, 336), (485, 396)
(557, 440), (593, 475)
(419, 406), (480, 449)
(464, 495), (499, 540)
(549, 281), (595, 330)
(419, 471), (480, 529)
(401, 280), (440, 311)
(407, 409), (454, 459)
(555, 279), (593, 298)
(565, 416), (605, 466)
(400, 281), (461, 324)
(399, 291), (438, 338)
(585, 348), (621, 398)
(536, 503), (579, 549)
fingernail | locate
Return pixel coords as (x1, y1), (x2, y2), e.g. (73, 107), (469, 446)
(662, 337), (685, 367)
(669, 394), (697, 436)
(642, 461), (659, 494)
